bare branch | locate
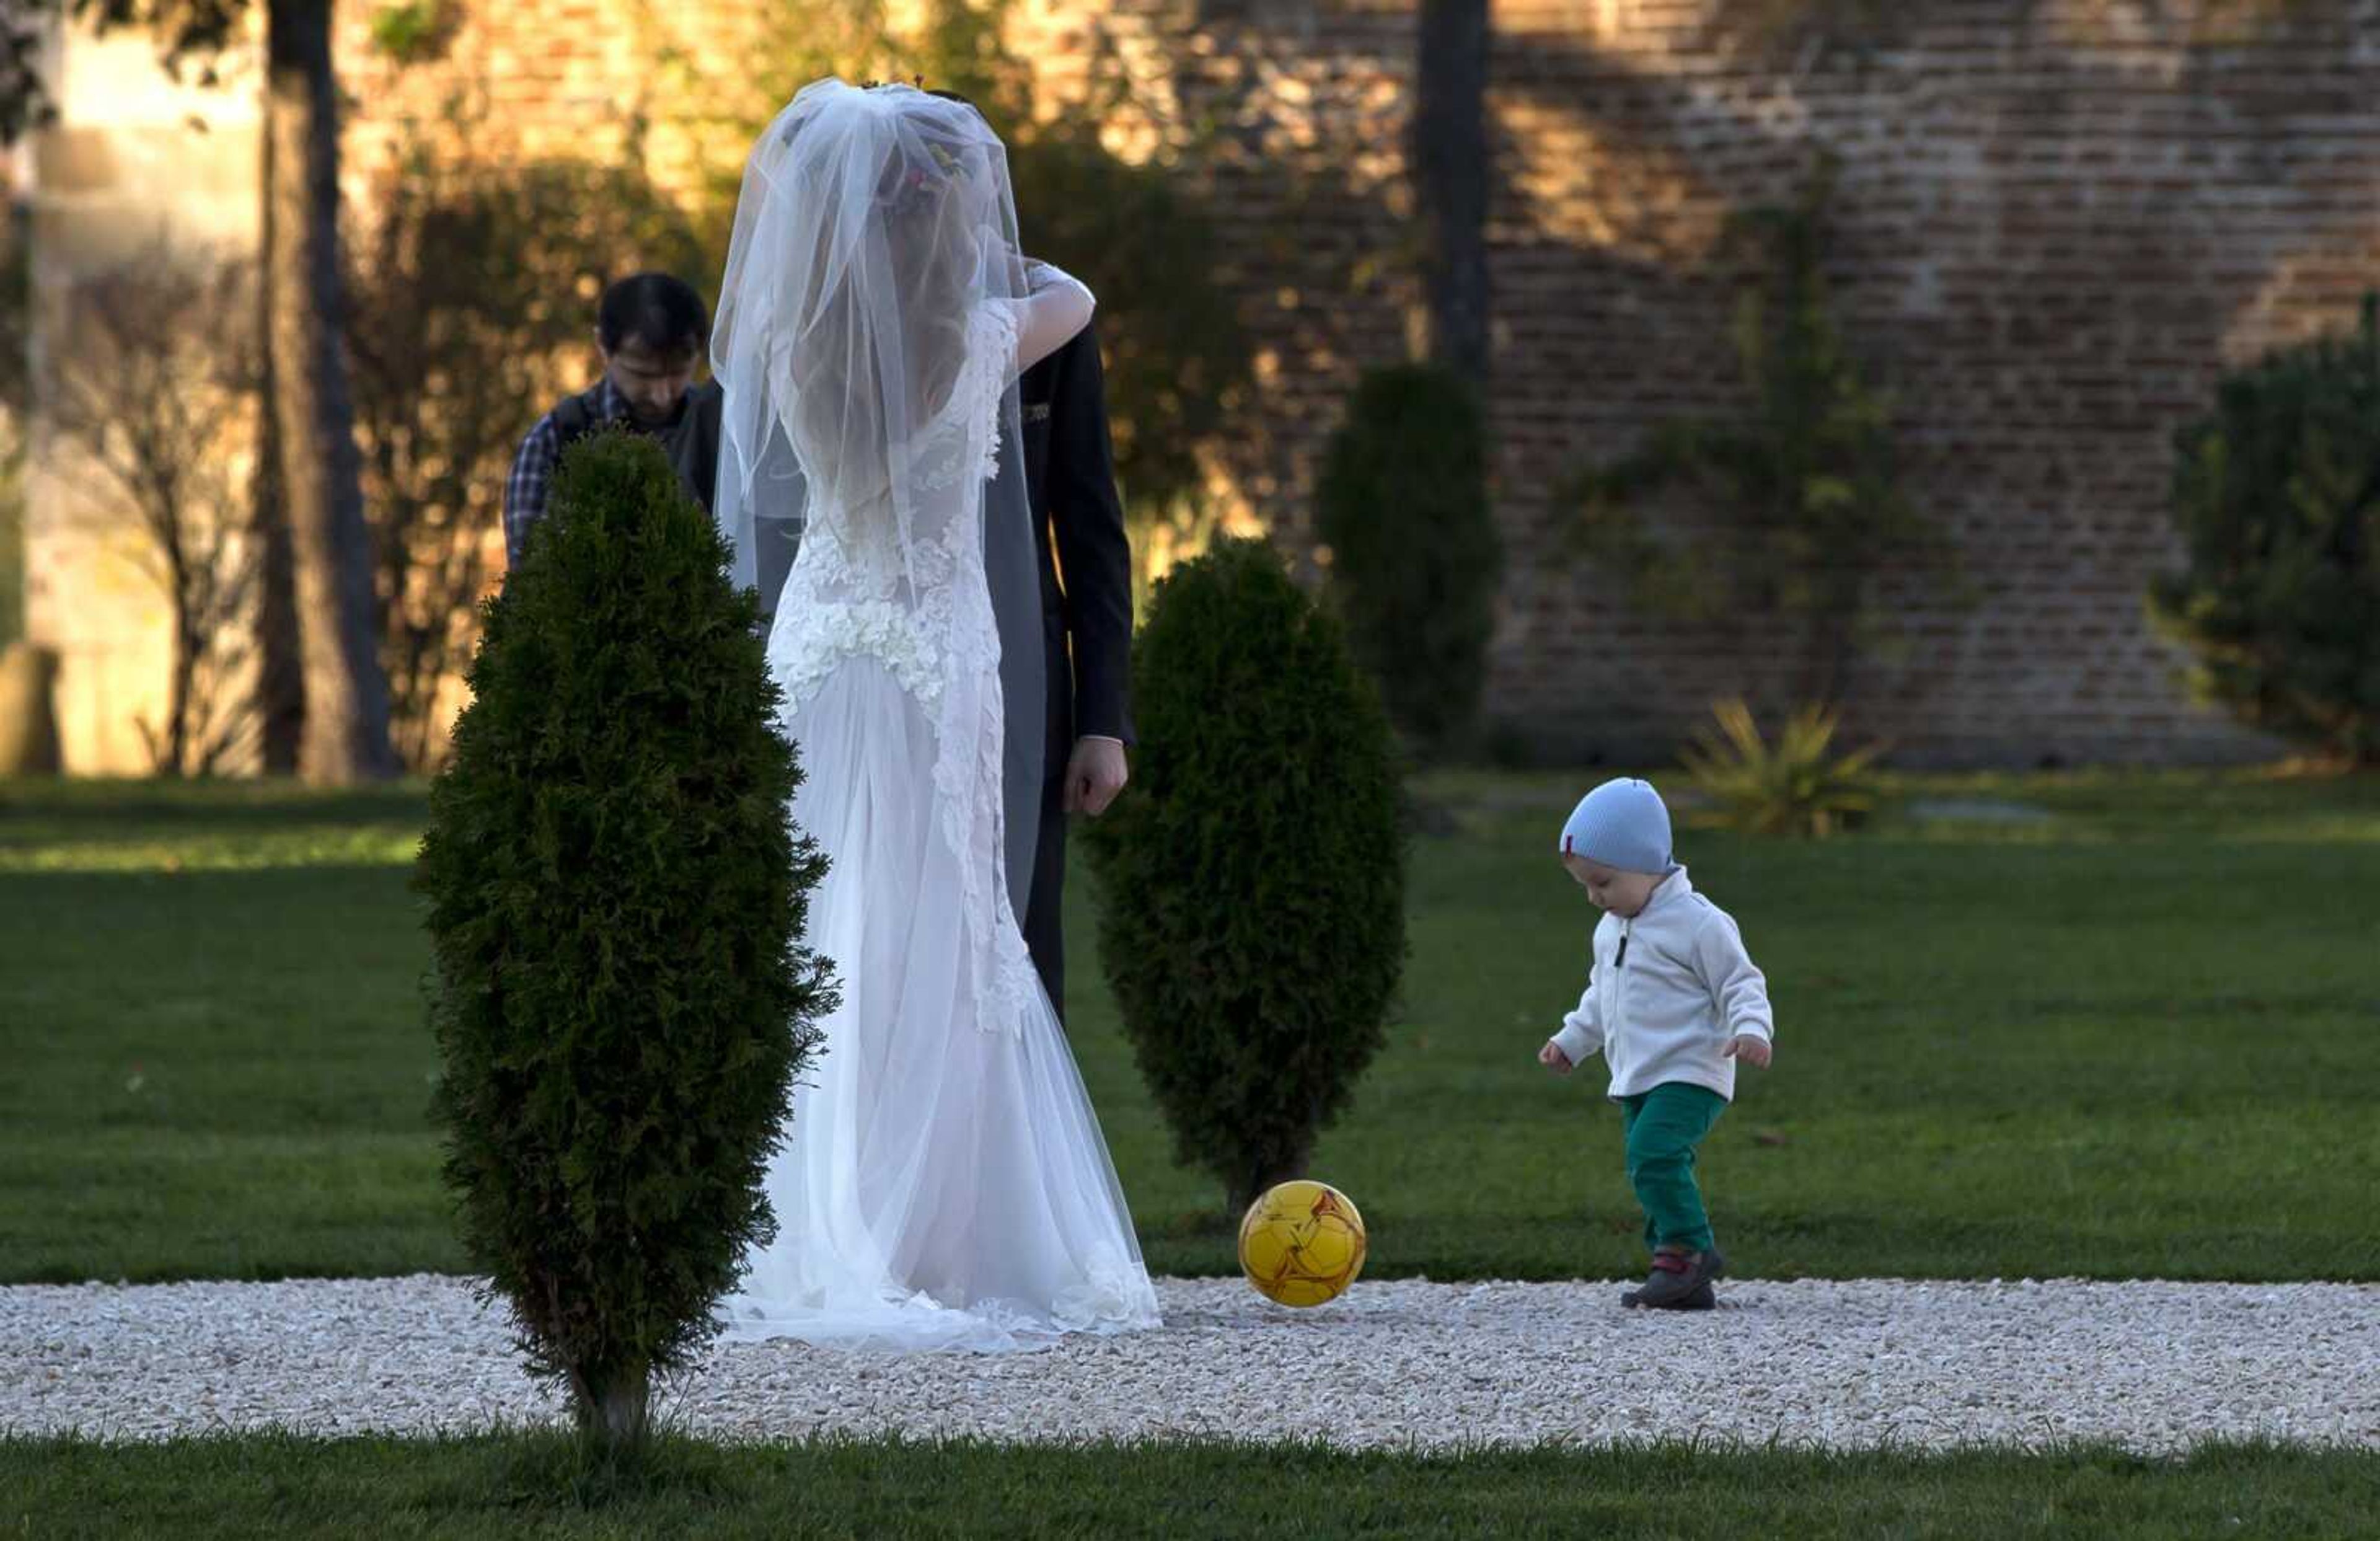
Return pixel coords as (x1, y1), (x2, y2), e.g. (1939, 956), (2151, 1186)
(47, 245), (263, 772)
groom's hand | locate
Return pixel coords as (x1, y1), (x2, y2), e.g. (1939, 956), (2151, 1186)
(1065, 736), (1129, 817)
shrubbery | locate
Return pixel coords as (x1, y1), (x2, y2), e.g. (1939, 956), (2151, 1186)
(2152, 297), (2380, 764)
(417, 433), (833, 1447)
(1083, 539), (1406, 1214)
(1316, 364), (1500, 756)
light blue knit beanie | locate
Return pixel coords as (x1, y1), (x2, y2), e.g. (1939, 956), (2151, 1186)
(1559, 777), (1673, 875)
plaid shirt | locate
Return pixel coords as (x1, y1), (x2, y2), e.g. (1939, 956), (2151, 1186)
(503, 379), (653, 568)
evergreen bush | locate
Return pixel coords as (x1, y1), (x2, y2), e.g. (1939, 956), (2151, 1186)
(1316, 363), (1501, 756)
(2151, 296), (2380, 764)
(416, 432), (834, 1448)
(1082, 539), (1406, 1214)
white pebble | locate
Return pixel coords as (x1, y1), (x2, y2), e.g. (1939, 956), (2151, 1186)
(2, 1275), (2376, 1450)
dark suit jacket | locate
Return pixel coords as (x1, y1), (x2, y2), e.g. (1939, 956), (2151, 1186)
(1018, 322), (1134, 762)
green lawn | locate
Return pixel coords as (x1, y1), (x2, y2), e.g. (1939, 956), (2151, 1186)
(5, 1433), (2377, 1540)
(3, 769), (2377, 1285)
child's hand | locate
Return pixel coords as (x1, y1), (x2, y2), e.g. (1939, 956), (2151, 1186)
(1538, 1041), (1574, 1075)
(1723, 1034), (1772, 1069)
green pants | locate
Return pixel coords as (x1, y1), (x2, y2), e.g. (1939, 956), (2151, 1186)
(1618, 1082), (1728, 1255)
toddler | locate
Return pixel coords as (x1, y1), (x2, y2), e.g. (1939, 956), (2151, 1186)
(1537, 777), (1774, 1310)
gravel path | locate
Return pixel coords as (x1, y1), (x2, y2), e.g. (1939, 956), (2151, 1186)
(6, 1275), (2376, 1452)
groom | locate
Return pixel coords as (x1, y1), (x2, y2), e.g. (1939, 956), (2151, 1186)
(1012, 301), (1136, 1025)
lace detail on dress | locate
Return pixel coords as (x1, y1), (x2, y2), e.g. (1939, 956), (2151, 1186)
(772, 302), (1021, 732)
(965, 303), (1019, 489)
(769, 601), (945, 726)
(922, 301), (1033, 1035)
(913, 302), (1019, 490)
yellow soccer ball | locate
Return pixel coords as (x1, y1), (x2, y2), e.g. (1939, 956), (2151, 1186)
(1237, 1179), (1367, 1308)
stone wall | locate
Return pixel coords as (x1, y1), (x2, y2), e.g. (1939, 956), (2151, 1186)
(1042, 0), (2379, 766)
(26, 0), (2380, 770)
(1474, 0), (2379, 766)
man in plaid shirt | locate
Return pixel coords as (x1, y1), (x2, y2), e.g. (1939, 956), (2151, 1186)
(503, 273), (731, 572)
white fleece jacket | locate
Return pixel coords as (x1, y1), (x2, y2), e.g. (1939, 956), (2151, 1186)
(1548, 867), (1774, 1102)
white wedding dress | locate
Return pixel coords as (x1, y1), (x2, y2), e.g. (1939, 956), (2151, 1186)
(710, 81), (1160, 1353)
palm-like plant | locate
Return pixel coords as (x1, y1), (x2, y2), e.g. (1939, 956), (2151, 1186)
(1679, 698), (1884, 838)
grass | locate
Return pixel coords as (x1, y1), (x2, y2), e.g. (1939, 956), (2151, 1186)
(4, 1432), (2378, 1539)
(2, 769), (2378, 1286)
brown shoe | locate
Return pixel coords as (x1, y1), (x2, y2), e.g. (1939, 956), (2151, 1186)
(1622, 1280), (1716, 1310)
(1623, 1245), (1726, 1309)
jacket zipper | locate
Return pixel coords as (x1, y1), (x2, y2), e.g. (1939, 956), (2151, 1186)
(1610, 918), (1631, 1065)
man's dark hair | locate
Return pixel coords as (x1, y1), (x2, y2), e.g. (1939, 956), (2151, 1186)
(597, 273), (708, 358)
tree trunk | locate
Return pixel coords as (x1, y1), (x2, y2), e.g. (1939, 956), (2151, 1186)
(166, 583), (197, 777)
(1412, 0), (1491, 389)
(263, 0), (395, 783)
(252, 291), (304, 775)
(572, 1361), (651, 1450)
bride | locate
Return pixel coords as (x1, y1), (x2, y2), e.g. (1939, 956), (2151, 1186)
(708, 80), (1161, 1351)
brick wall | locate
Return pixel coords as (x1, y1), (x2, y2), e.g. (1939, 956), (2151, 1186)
(1046, 0), (2380, 766)
(35, 0), (2380, 769)
(1021, 0), (1423, 544)
(1471, 0), (2380, 766)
